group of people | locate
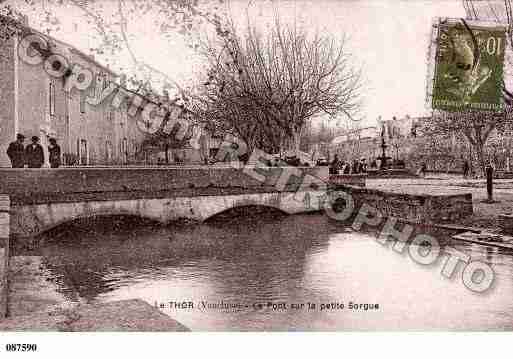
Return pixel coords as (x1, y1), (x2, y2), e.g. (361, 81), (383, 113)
(329, 155), (368, 175)
(6, 134), (61, 168)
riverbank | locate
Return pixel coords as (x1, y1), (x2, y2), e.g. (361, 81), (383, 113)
(1, 256), (189, 331)
(0, 299), (190, 331)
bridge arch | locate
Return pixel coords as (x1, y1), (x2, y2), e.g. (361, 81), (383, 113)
(11, 201), (168, 239)
(10, 191), (324, 240)
(203, 204), (290, 222)
(31, 214), (165, 239)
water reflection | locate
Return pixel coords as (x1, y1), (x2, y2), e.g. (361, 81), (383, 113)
(18, 212), (513, 331)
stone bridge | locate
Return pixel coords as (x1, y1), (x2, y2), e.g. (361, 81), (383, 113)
(0, 166), (328, 241)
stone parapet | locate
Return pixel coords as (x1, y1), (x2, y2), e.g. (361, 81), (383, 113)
(0, 166), (328, 205)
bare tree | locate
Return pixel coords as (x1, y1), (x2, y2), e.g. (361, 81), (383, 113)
(408, 130), (460, 171)
(421, 107), (513, 174)
(190, 13), (363, 156)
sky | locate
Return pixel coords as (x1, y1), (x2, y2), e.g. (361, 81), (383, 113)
(293, 0), (465, 126)
(13, 0), (468, 128)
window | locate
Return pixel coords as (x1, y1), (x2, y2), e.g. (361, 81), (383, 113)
(91, 73), (103, 99)
(102, 73), (109, 90)
(49, 82), (55, 116)
(121, 138), (128, 164)
(90, 80), (96, 99)
(80, 92), (86, 114)
(105, 141), (113, 163)
(77, 139), (88, 165)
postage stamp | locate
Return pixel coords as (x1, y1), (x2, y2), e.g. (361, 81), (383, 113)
(428, 17), (508, 112)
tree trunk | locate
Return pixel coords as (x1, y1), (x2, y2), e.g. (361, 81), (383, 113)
(292, 127), (302, 156)
(475, 141), (486, 178)
(462, 126), (488, 178)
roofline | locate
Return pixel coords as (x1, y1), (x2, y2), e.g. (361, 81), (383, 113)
(0, 14), (117, 76)
(0, 15), (193, 116)
(66, 46), (117, 76)
(32, 28), (117, 77)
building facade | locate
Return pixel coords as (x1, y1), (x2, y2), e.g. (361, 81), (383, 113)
(0, 18), (149, 167)
(0, 17), (203, 168)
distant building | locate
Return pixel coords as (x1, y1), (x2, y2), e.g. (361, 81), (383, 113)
(330, 126), (379, 161)
(328, 115), (428, 163)
(377, 116), (426, 162)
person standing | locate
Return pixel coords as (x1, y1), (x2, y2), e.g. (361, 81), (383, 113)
(486, 162), (494, 202)
(199, 132), (210, 165)
(360, 158), (367, 173)
(418, 162), (427, 177)
(48, 138), (61, 168)
(330, 154), (340, 175)
(343, 162), (350, 174)
(462, 160), (469, 178)
(25, 136), (44, 168)
(6, 133), (26, 168)
(352, 159), (360, 174)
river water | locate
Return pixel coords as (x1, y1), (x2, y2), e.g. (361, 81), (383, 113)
(14, 211), (513, 331)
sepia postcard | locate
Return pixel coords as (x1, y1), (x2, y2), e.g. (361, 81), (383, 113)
(1, 0), (513, 355)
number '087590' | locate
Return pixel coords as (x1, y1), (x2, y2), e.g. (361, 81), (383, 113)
(5, 344), (38, 352)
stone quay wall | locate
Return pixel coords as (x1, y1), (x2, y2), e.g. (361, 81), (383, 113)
(328, 170), (419, 188)
(0, 195), (10, 319)
(498, 213), (513, 234)
(332, 185), (473, 224)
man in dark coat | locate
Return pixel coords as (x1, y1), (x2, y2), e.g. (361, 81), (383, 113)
(360, 158), (367, 173)
(352, 159), (360, 174)
(330, 154), (340, 175)
(48, 138), (61, 168)
(25, 136), (44, 168)
(6, 133), (26, 168)
(462, 160), (469, 178)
